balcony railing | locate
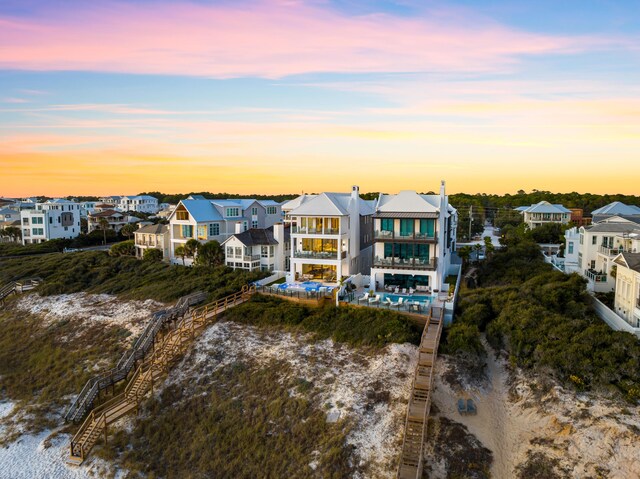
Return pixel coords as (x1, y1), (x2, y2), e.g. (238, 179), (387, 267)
(242, 255), (261, 262)
(598, 245), (629, 256)
(293, 250), (346, 260)
(584, 269), (607, 283)
(373, 256), (437, 270)
(374, 230), (437, 242)
(291, 226), (340, 235)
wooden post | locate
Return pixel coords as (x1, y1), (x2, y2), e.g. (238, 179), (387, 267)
(104, 415), (108, 445)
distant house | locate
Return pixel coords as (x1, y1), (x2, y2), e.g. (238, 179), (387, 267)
(612, 252), (640, 328)
(20, 199), (82, 244)
(167, 196), (282, 265)
(118, 195), (159, 214)
(87, 209), (138, 233)
(516, 201), (571, 229)
(565, 215), (640, 292)
(222, 224), (290, 272)
(591, 202), (640, 224)
(134, 224), (170, 260)
(0, 207), (20, 227)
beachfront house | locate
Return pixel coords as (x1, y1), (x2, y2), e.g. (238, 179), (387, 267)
(284, 186), (374, 284)
(370, 182), (458, 294)
(222, 223), (290, 272)
(87, 209), (138, 233)
(134, 223), (170, 260)
(168, 196), (282, 264)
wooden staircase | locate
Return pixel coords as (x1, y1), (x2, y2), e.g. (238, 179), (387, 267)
(68, 285), (255, 465)
(397, 305), (444, 479)
(0, 277), (42, 304)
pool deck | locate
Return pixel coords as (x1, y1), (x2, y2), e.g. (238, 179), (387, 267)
(341, 287), (438, 317)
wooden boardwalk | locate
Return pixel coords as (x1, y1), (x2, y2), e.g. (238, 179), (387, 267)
(0, 277), (42, 304)
(68, 285), (256, 465)
(397, 305), (444, 479)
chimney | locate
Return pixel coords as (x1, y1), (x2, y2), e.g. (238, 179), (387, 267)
(351, 185), (359, 200)
(273, 222), (284, 243)
(235, 221), (243, 234)
(440, 180), (446, 199)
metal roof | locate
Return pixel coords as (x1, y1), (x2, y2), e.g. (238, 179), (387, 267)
(374, 212), (439, 219)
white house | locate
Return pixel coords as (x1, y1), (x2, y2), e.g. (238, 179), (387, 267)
(20, 199), (82, 244)
(168, 196), (282, 264)
(285, 186), (374, 284)
(565, 215), (640, 292)
(118, 195), (159, 213)
(370, 182), (458, 294)
(222, 223), (290, 272)
(517, 201), (571, 229)
(134, 224), (170, 260)
(612, 252), (640, 328)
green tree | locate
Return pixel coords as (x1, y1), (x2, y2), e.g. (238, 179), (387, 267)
(120, 223), (137, 240)
(458, 245), (472, 264)
(483, 236), (495, 257)
(143, 248), (164, 262)
(184, 239), (200, 260)
(174, 245), (186, 266)
(109, 240), (135, 257)
(3, 226), (22, 242)
(98, 218), (110, 245)
(196, 240), (224, 267)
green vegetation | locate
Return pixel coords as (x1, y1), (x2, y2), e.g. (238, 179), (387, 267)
(0, 230), (122, 257)
(446, 234), (640, 401)
(99, 359), (354, 479)
(0, 310), (129, 435)
(0, 251), (265, 303)
(222, 295), (421, 348)
(142, 248), (163, 262)
(109, 240), (135, 256)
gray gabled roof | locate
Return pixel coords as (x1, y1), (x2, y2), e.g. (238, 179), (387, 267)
(222, 225), (290, 247)
(135, 224), (169, 235)
(592, 202), (640, 216)
(613, 252), (640, 273)
(376, 190), (440, 214)
(586, 222), (640, 233)
(522, 201), (571, 214)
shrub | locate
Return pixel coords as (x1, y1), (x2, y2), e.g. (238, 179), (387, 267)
(142, 248), (164, 262)
(109, 240), (135, 257)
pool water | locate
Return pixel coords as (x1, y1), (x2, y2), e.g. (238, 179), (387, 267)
(379, 293), (434, 304)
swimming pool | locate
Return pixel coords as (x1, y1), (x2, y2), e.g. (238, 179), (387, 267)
(378, 293), (435, 305)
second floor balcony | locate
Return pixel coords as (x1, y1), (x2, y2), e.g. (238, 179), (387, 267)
(598, 245), (631, 257)
(585, 269), (607, 283)
(374, 230), (437, 242)
(291, 226), (341, 235)
(373, 256), (437, 271)
(293, 250), (347, 260)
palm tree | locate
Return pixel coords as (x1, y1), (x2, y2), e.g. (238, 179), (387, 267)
(120, 223), (137, 240)
(474, 243), (483, 261)
(4, 226), (21, 243)
(98, 218), (110, 245)
(175, 245), (186, 266)
(184, 239), (200, 260)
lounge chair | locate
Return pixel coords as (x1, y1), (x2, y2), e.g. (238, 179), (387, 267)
(466, 399), (477, 415)
(357, 292), (369, 302)
(394, 287), (399, 294)
(458, 398), (467, 415)
(397, 297), (408, 309)
(389, 298), (399, 308)
(401, 288), (407, 294)
(383, 297), (393, 307)
(409, 287), (414, 295)
(368, 295), (380, 304)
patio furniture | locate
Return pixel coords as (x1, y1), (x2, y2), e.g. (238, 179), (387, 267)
(458, 398), (467, 415)
(383, 297), (393, 307)
(409, 287), (414, 295)
(368, 295), (380, 304)
(397, 297), (408, 309)
(401, 288), (407, 294)
(394, 287), (399, 294)
(357, 292), (369, 302)
(466, 399), (477, 415)
(389, 297), (399, 308)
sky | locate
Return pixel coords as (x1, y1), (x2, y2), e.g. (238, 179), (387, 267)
(1, 0), (639, 197)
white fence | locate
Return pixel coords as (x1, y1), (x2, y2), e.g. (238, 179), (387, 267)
(255, 271), (286, 286)
(590, 295), (640, 338)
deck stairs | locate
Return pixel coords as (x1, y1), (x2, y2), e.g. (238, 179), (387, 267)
(68, 285), (255, 465)
(397, 305), (444, 479)
(0, 277), (42, 304)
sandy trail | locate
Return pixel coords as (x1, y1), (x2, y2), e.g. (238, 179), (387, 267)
(431, 342), (548, 478)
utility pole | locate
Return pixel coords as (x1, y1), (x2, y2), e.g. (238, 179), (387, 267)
(468, 205), (473, 240)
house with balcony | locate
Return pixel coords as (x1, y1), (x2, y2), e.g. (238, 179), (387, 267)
(286, 186), (374, 284)
(591, 202), (640, 224)
(370, 183), (457, 294)
(87, 209), (138, 233)
(565, 215), (640, 292)
(134, 224), (170, 260)
(20, 199), (81, 244)
(222, 223), (290, 272)
(168, 196), (282, 264)
(517, 201), (571, 229)
(612, 252), (640, 328)
(118, 195), (160, 214)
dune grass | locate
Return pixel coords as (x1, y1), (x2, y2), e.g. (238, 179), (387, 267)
(0, 251), (265, 303)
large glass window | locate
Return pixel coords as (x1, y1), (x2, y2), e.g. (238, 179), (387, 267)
(32, 216), (44, 225)
(181, 225), (193, 238)
(384, 243), (393, 257)
(176, 210), (189, 221)
(267, 206), (277, 215)
(251, 207), (258, 215)
(226, 207), (240, 217)
(419, 219), (435, 237)
(568, 242), (574, 254)
(381, 218), (393, 232)
(399, 219), (414, 237)
(209, 223), (219, 236)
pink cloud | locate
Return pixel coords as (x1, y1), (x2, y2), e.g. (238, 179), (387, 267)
(0, 1), (603, 78)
